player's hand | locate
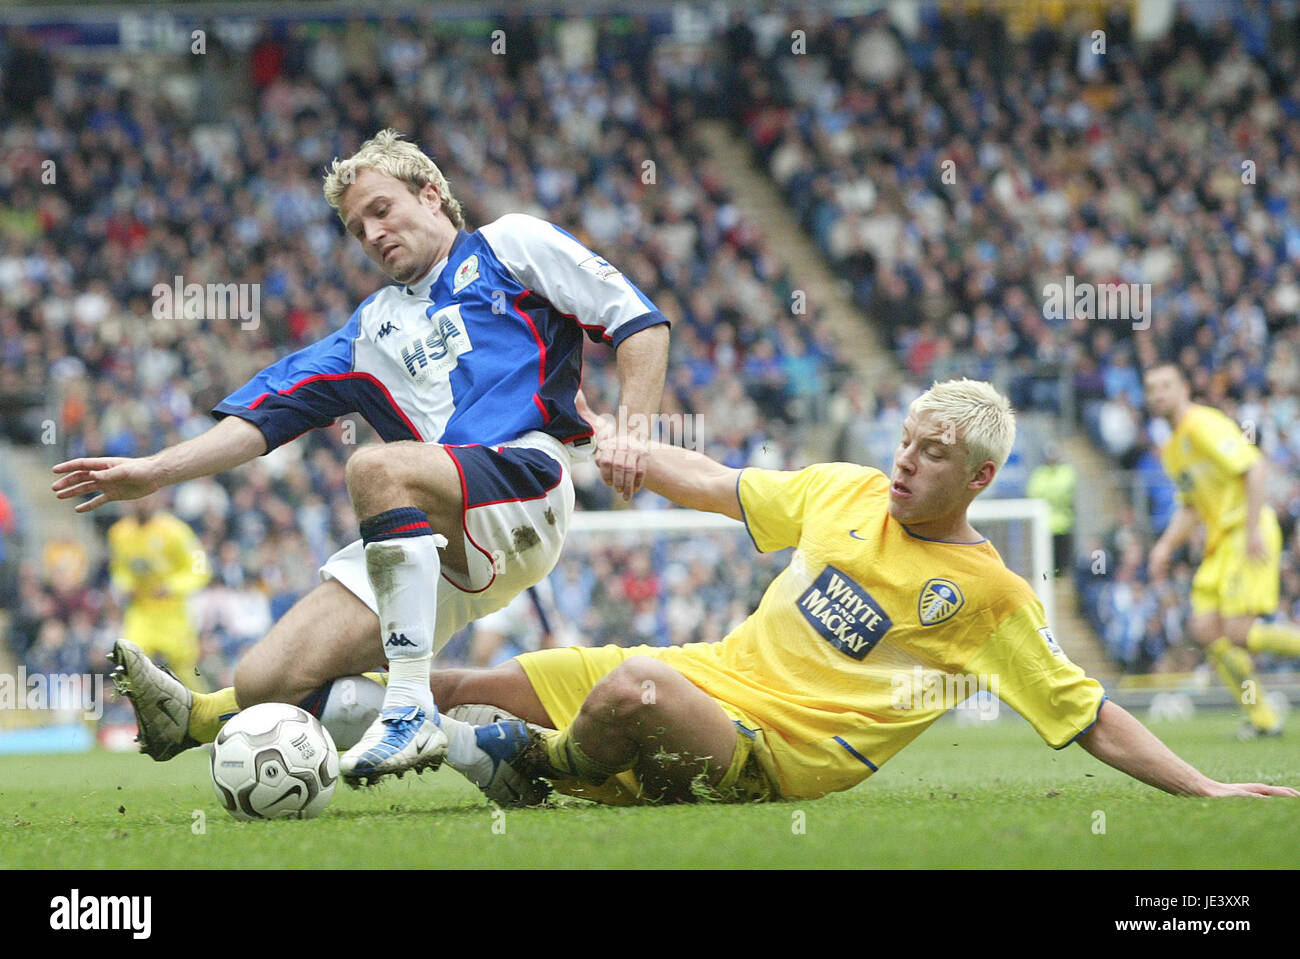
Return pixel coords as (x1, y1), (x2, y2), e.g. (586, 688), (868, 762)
(1246, 527), (1265, 562)
(574, 390), (614, 446)
(1147, 541), (1172, 581)
(51, 456), (161, 513)
(575, 391), (649, 499)
(598, 435), (649, 501)
(1202, 781), (1299, 798)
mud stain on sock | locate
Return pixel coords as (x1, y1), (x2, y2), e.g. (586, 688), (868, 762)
(365, 543), (407, 596)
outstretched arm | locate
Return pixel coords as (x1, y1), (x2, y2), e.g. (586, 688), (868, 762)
(639, 443), (742, 520)
(52, 415), (267, 513)
(1076, 700), (1297, 797)
(1244, 458), (1268, 560)
(606, 323), (670, 501)
(577, 391), (741, 519)
(1147, 504), (1198, 579)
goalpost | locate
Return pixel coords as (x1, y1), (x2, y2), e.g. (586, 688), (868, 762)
(568, 498), (1055, 626)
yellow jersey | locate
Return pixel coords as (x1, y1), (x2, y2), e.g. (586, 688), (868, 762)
(107, 512), (210, 682)
(1161, 403), (1270, 552)
(107, 512), (211, 614)
(654, 463), (1106, 800)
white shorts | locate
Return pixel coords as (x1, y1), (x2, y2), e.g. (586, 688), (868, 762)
(320, 431), (576, 655)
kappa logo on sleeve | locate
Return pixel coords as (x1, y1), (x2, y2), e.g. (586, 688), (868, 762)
(797, 566), (892, 660)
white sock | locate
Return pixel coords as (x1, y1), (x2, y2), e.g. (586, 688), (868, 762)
(365, 537), (439, 713)
(386, 657), (435, 713)
(318, 675), (386, 750)
(436, 712), (502, 787)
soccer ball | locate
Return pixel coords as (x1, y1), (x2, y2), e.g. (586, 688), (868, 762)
(211, 703), (338, 821)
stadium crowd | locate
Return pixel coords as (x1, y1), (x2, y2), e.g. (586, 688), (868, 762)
(0, 12), (842, 688)
(726, 2), (1300, 672)
(3, 3), (1299, 687)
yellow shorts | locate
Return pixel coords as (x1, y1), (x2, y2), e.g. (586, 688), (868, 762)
(1191, 518), (1282, 619)
(515, 644), (780, 805)
(123, 607), (199, 665)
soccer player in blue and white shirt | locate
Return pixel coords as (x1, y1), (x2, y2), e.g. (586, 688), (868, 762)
(53, 129), (670, 790)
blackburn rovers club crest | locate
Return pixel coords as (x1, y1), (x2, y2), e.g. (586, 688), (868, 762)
(452, 254), (480, 293)
(918, 578), (964, 626)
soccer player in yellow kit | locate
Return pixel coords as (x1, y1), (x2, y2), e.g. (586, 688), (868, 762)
(107, 497), (211, 690)
(1145, 362), (1300, 738)
(434, 380), (1295, 803)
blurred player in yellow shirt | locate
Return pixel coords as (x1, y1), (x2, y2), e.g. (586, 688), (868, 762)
(433, 380), (1295, 805)
(1146, 362), (1300, 738)
(107, 496), (211, 690)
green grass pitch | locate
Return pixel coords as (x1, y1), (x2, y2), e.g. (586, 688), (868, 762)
(2, 712), (1295, 869)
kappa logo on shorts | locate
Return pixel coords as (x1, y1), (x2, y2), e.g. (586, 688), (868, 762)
(797, 565), (892, 660)
(918, 578), (964, 626)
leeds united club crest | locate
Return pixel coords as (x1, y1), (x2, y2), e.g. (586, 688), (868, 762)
(918, 578), (964, 626)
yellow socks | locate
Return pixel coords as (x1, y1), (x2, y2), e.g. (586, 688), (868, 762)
(1207, 638), (1279, 731)
(1246, 621), (1300, 657)
(188, 673), (385, 745)
(543, 727), (631, 784)
(188, 687), (240, 744)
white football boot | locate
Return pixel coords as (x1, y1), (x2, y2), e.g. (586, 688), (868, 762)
(339, 705), (449, 787)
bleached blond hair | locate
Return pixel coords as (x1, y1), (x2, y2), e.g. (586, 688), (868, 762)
(908, 378), (1016, 472)
(323, 128), (465, 229)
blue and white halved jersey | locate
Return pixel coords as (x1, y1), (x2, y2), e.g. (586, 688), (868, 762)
(214, 213), (669, 451)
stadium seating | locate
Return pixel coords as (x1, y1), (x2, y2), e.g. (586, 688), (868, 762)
(2, 4), (1297, 683)
(727, 4), (1300, 670)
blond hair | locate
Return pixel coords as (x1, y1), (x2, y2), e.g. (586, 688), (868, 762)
(908, 378), (1016, 472)
(323, 128), (465, 229)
